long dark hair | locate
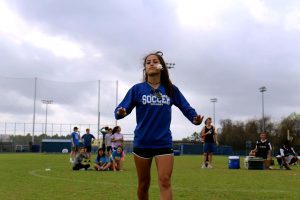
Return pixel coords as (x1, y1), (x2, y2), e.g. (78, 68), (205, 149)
(205, 117), (212, 125)
(143, 51), (174, 97)
(96, 148), (104, 162)
(112, 126), (120, 135)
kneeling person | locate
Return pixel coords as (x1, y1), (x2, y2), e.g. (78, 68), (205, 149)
(72, 147), (90, 170)
(276, 140), (298, 170)
(112, 146), (124, 171)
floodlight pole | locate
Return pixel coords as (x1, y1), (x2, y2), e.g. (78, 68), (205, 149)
(32, 77), (37, 143)
(210, 98), (217, 126)
(115, 80), (118, 126)
(259, 86), (267, 132)
(97, 80), (101, 144)
(41, 100), (53, 135)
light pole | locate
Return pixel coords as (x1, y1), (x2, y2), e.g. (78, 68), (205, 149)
(166, 62), (175, 69)
(210, 98), (217, 126)
(259, 86), (267, 132)
(41, 100), (53, 135)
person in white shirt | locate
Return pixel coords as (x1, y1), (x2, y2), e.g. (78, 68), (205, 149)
(111, 126), (124, 150)
(105, 128), (113, 152)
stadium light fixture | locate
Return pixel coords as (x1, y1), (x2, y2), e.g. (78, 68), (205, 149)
(259, 86), (267, 132)
(166, 62), (175, 69)
(41, 100), (53, 135)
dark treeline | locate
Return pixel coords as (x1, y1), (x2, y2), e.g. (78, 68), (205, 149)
(6, 113), (300, 153)
(183, 112), (300, 152)
(9, 134), (71, 145)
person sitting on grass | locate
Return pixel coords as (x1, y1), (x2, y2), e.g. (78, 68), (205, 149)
(106, 150), (114, 171)
(112, 146), (124, 171)
(276, 140), (299, 170)
(94, 148), (110, 171)
(72, 146), (90, 171)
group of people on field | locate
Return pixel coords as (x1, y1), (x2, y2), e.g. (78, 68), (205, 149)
(249, 132), (299, 170)
(69, 126), (124, 172)
(200, 118), (299, 170)
(66, 51), (298, 200)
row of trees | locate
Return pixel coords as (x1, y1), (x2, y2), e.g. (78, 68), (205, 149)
(5, 113), (300, 152)
(183, 112), (300, 151)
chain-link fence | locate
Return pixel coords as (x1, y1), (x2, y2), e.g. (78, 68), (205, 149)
(0, 76), (129, 141)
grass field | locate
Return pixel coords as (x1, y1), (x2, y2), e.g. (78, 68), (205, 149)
(0, 153), (299, 200)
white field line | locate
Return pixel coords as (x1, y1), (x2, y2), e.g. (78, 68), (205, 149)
(28, 166), (296, 194)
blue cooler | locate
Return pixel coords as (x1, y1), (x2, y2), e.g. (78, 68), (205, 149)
(173, 150), (180, 156)
(228, 156), (240, 169)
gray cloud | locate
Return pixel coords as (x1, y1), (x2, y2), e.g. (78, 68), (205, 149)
(1, 0), (300, 139)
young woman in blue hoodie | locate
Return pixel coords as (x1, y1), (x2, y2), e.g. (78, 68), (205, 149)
(115, 51), (203, 200)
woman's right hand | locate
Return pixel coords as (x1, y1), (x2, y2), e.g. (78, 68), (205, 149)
(117, 107), (127, 116)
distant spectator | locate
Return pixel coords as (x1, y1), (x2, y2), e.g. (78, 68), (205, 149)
(276, 140), (298, 170)
(72, 146), (90, 170)
(112, 146), (124, 171)
(106, 150), (114, 171)
(81, 128), (95, 160)
(100, 126), (109, 150)
(70, 127), (80, 163)
(94, 148), (110, 171)
(249, 132), (272, 169)
(111, 126), (124, 150)
(105, 128), (113, 152)
(200, 117), (219, 168)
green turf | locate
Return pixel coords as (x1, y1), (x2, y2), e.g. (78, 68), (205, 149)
(0, 153), (299, 200)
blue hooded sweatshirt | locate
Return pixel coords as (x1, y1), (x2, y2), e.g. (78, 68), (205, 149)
(115, 82), (198, 149)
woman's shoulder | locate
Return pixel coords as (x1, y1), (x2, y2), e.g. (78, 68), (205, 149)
(116, 133), (123, 137)
(133, 82), (147, 88)
(126, 82), (148, 93)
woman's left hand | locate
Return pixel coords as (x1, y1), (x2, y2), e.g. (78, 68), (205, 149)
(193, 115), (204, 125)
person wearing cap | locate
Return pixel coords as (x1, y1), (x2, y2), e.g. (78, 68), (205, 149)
(81, 128), (95, 161)
(70, 127), (80, 163)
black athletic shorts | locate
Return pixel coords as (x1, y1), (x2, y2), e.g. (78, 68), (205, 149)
(72, 146), (79, 152)
(133, 148), (173, 159)
(85, 146), (92, 153)
(106, 146), (112, 152)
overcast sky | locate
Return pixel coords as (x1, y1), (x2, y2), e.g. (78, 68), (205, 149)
(0, 0), (300, 139)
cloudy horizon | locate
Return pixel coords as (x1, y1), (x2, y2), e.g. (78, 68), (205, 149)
(1, 0), (300, 139)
